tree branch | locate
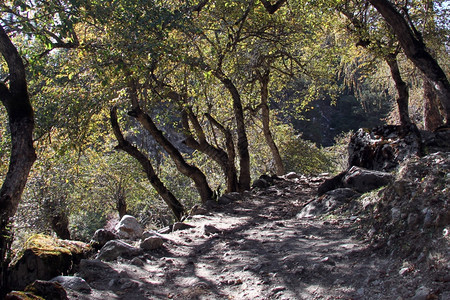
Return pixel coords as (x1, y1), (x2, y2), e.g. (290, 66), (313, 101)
(259, 0), (287, 14)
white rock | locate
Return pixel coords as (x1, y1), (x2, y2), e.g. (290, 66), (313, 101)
(115, 215), (143, 240)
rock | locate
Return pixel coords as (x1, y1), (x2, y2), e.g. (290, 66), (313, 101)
(96, 240), (142, 261)
(342, 166), (394, 193)
(77, 259), (118, 283)
(252, 178), (270, 189)
(157, 226), (172, 234)
(90, 229), (118, 250)
(25, 280), (68, 300)
(421, 128), (450, 153)
(172, 222), (195, 232)
(390, 208), (401, 223)
(218, 192), (242, 204)
(317, 172), (346, 195)
(142, 230), (166, 240)
(8, 234), (91, 291)
(318, 166), (393, 195)
(367, 151), (450, 260)
(399, 267), (410, 276)
(285, 172), (300, 179)
(298, 188), (360, 218)
(203, 224), (221, 236)
(411, 286), (432, 300)
(140, 236), (164, 250)
(190, 205), (208, 215)
(114, 215), (143, 240)
(130, 257), (145, 267)
(348, 125), (422, 172)
(407, 213), (419, 227)
(50, 276), (91, 293)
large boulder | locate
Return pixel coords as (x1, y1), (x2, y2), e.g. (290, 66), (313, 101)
(318, 167), (393, 195)
(114, 215), (143, 240)
(90, 229), (118, 250)
(343, 166), (394, 193)
(348, 125), (422, 172)
(96, 240), (142, 261)
(8, 234), (91, 291)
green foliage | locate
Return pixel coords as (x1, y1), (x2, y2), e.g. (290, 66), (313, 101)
(70, 211), (107, 242)
(281, 134), (334, 175)
(324, 131), (353, 173)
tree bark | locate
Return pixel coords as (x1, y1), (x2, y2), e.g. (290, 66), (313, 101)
(423, 77), (444, 130)
(110, 107), (184, 220)
(259, 71), (285, 175)
(214, 71), (251, 191)
(126, 79), (213, 203)
(50, 212), (71, 240)
(181, 109), (238, 193)
(385, 53), (411, 126)
(204, 113), (239, 193)
(116, 184), (127, 219)
(369, 0), (450, 124)
(260, 0), (287, 14)
(0, 25), (37, 295)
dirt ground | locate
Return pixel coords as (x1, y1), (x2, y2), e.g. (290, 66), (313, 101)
(68, 175), (449, 300)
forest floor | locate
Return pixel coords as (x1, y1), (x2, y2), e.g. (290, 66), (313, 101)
(68, 175), (449, 300)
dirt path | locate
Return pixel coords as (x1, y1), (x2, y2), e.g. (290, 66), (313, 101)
(69, 176), (448, 300)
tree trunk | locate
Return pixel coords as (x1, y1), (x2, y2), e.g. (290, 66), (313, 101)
(127, 79), (213, 203)
(423, 77), (444, 131)
(116, 187), (127, 219)
(110, 107), (184, 220)
(385, 53), (411, 127)
(369, 0), (450, 124)
(0, 25), (37, 295)
(215, 72), (251, 191)
(43, 199), (71, 240)
(259, 72), (285, 175)
(181, 109), (238, 193)
(205, 113), (239, 193)
(50, 212), (71, 240)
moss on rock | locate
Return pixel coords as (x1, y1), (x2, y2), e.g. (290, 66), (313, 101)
(8, 234), (92, 291)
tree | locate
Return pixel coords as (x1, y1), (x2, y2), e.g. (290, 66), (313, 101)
(368, 0), (450, 125)
(0, 24), (36, 295)
(339, 3), (412, 126)
(110, 106), (185, 220)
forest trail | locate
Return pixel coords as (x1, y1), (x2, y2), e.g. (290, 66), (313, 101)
(69, 175), (447, 300)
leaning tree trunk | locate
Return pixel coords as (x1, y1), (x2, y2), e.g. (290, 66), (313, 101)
(259, 71), (285, 176)
(0, 25), (37, 295)
(385, 53), (411, 127)
(215, 72), (251, 191)
(110, 107), (184, 220)
(369, 0), (450, 124)
(181, 109), (239, 193)
(126, 79), (213, 203)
